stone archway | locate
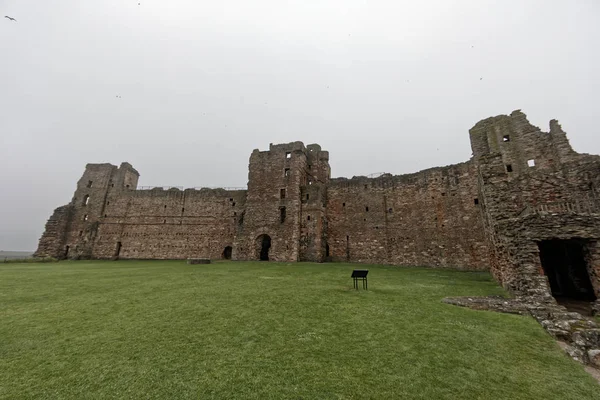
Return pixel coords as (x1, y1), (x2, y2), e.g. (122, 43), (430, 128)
(222, 246), (232, 260)
(256, 234), (272, 261)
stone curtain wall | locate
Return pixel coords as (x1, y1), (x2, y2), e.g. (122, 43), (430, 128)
(91, 188), (245, 260)
(35, 110), (600, 305)
(326, 162), (489, 269)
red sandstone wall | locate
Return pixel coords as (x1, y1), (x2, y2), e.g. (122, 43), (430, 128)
(326, 161), (489, 270)
(471, 110), (600, 296)
(90, 188), (245, 259)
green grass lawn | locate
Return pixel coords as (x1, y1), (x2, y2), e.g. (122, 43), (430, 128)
(1, 261), (599, 399)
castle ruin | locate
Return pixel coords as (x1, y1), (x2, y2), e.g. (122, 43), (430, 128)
(36, 110), (600, 310)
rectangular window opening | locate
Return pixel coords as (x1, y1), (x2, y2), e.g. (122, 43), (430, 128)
(285, 152), (291, 159)
(506, 164), (513, 173)
(280, 207), (286, 223)
(83, 214), (88, 221)
(503, 135), (510, 142)
(527, 159), (535, 167)
(280, 188), (286, 199)
(306, 194), (310, 200)
(284, 168), (291, 177)
(87, 180), (93, 188)
(474, 198), (479, 205)
(365, 206), (369, 212)
(307, 215), (311, 221)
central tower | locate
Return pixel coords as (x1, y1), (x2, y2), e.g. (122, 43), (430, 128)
(232, 141), (330, 261)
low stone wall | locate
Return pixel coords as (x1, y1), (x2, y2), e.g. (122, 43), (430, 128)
(187, 258), (211, 265)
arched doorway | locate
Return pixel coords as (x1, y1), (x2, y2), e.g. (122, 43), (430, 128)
(222, 246), (232, 260)
(256, 234), (271, 261)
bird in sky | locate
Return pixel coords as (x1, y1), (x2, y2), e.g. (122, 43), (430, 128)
(4, 16), (17, 22)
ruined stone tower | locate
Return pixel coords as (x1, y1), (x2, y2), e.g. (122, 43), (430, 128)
(232, 142), (330, 262)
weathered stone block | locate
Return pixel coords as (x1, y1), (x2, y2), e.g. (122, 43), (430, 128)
(187, 258), (211, 265)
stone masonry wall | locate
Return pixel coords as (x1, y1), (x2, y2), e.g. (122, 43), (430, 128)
(35, 109), (600, 307)
(471, 110), (600, 300)
(326, 161), (489, 269)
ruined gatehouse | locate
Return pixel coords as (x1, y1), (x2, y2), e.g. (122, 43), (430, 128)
(36, 110), (600, 310)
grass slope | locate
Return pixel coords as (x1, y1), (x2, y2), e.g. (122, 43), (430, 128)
(1, 261), (598, 399)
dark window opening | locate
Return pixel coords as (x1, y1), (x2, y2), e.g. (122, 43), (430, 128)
(474, 198), (479, 205)
(365, 206), (369, 212)
(280, 188), (286, 199)
(163, 219), (166, 224)
(222, 246), (232, 260)
(126, 184), (130, 188)
(164, 205), (167, 209)
(441, 192), (446, 196)
(82, 195), (89, 206)
(284, 168), (291, 177)
(64, 245), (70, 259)
(538, 239), (596, 302)
(104, 214), (107, 218)
(364, 184), (368, 189)
(106, 201), (110, 206)
(111, 184), (115, 188)
(326, 243), (330, 258)
(280, 207), (286, 223)
(182, 208), (185, 212)
(230, 198), (233, 201)
(307, 215), (311, 221)
(232, 202), (236, 206)
(506, 164), (513, 173)
(115, 242), (122, 258)
(286, 152), (291, 159)
(258, 234), (271, 261)
(306, 194), (310, 200)
(79, 230), (83, 237)
(503, 135), (510, 142)
(87, 180), (93, 188)
(343, 202), (346, 207)
(388, 208), (393, 213)
(233, 212), (237, 216)
(308, 165), (312, 170)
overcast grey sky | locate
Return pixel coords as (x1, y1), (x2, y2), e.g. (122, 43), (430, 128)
(1, 0), (599, 251)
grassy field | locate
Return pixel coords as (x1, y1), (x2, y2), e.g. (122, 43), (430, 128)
(1, 261), (599, 399)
